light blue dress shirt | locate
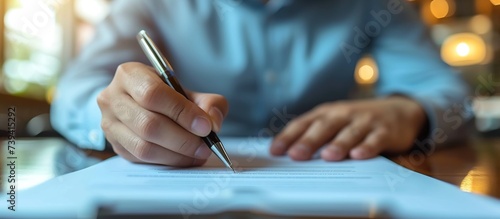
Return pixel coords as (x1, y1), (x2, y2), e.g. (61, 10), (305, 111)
(51, 0), (470, 150)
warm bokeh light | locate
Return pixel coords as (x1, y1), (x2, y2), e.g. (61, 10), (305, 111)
(355, 56), (378, 85)
(421, 0), (455, 24)
(441, 33), (487, 66)
(469, 15), (492, 35)
(460, 167), (490, 195)
(491, 0), (500, 6)
(455, 42), (470, 57)
(430, 0), (450, 18)
(359, 65), (374, 81)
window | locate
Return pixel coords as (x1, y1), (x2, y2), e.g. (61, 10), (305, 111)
(1, 0), (73, 102)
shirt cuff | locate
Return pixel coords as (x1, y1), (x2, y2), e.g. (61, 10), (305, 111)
(82, 89), (106, 150)
(384, 92), (472, 149)
(63, 88), (105, 151)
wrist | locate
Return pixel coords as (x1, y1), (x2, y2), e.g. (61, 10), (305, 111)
(387, 96), (428, 137)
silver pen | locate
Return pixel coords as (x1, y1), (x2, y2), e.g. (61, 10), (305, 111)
(136, 30), (235, 172)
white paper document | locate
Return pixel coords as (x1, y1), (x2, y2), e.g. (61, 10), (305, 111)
(2, 138), (500, 218)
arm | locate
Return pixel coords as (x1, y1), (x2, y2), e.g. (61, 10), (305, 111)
(270, 0), (470, 161)
(51, 0), (155, 150)
(369, 0), (471, 146)
(52, 1), (229, 167)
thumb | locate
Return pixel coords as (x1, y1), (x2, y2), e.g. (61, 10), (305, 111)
(189, 91), (228, 133)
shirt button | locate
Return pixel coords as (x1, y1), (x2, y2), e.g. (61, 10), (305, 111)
(88, 129), (101, 146)
(265, 70), (276, 83)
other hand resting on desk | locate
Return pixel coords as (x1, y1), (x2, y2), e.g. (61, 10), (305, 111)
(271, 97), (427, 161)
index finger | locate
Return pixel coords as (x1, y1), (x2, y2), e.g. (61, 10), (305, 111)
(117, 62), (212, 137)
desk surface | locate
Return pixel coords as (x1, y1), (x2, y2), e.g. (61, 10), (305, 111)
(1, 136), (500, 200)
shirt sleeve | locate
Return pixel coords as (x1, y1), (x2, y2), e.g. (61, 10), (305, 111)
(50, 0), (158, 150)
(369, 0), (472, 146)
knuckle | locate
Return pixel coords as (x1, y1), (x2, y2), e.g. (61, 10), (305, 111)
(96, 91), (109, 108)
(110, 98), (127, 114)
(178, 138), (201, 155)
(330, 102), (353, 116)
(333, 133), (350, 145)
(115, 63), (128, 75)
(347, 127), (361, 138)
(285, 118), (305, 130)
(109, 100), (132, 123)
(361, 142), (376, 150)
(116, 62), (141, 75)
(117, 62), (131, 71)
(132, 139), (154, 161)
(332, 139), (349, 148)
(138, 79), (163, 108)
(136, 113), (160, 139)
(298, 138), (315, 147)
(168, 99), (188, 122)
(116, 63), (134, 79)
(100, 119), (113, 133)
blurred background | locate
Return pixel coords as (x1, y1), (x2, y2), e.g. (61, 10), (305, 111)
(0, 0), (499, 138)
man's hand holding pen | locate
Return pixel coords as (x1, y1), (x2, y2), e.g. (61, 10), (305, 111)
(97, 62), (228, 167)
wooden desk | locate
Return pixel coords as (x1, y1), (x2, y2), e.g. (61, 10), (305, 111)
(390, 137), (500, 199)
(1, 137), (500, 200)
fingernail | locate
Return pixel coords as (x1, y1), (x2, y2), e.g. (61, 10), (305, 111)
(191, 116), (211, 136)
(322, 147), (343, 161)
(208, 107), (224, 132)
(271, 140), (286, 155)
(351, 148), (368, 159)
(290, 144), (311, 159)
(272, 140), (285, 149)
(194, 144), (212, 159)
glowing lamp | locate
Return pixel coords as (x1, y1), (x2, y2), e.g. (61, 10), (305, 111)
(355, 56), (378, 85)
(441, 33), (487, 66)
